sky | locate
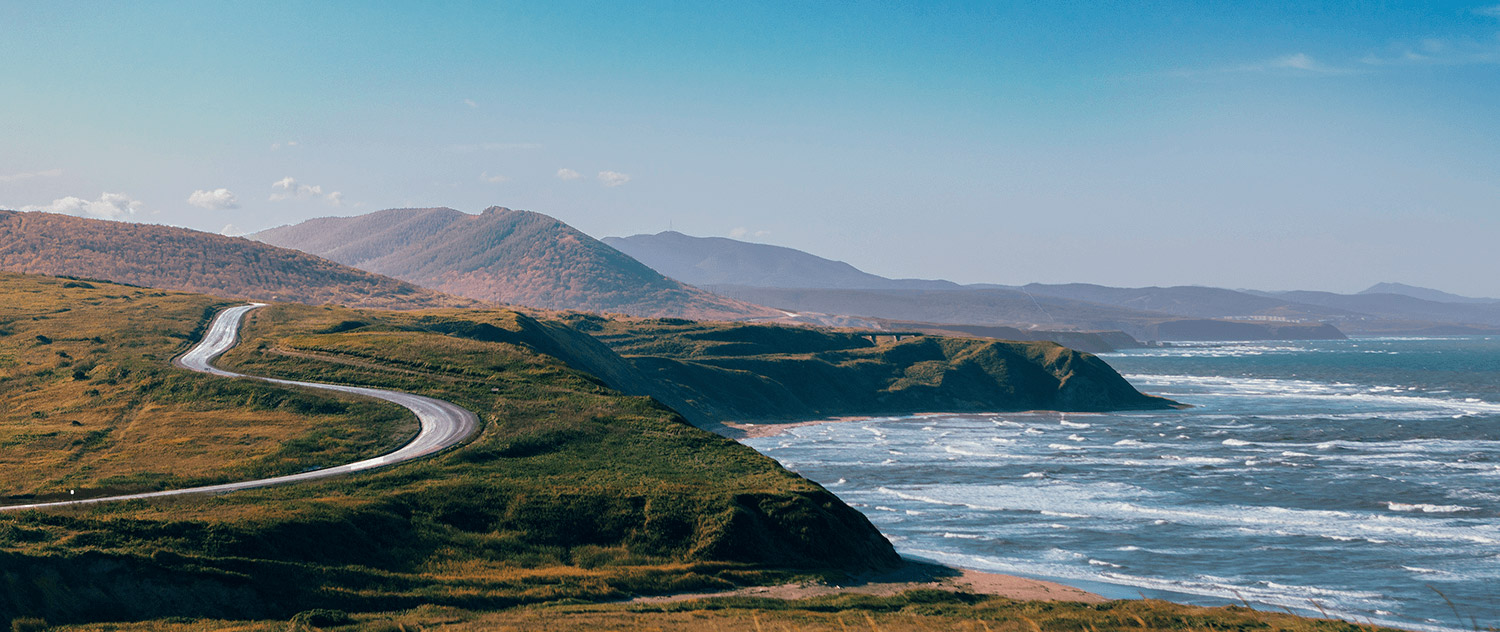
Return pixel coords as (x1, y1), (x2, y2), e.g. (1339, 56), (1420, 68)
(3, 2), (1499, 296)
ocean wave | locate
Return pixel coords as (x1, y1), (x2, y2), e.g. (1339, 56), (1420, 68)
(1120, 373), (1500, 417)
(942, 532), (985, 539)
(942, 445), (1015, 458)
(1386, 502), (1477, 514)
(873, 484), (1500, 546)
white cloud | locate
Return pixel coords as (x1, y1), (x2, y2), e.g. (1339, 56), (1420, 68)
(1360, 34), (1500, 67)
(597, 170), (631, 187)
(220, 224), (243, 236)
(1268, 53), (1321, 71)
(270, 140), (299, 151)
(463, 98), (478, 108)
(270, 176), (342, 205)
(556, 168), (582, 180)
(729, 227), (771, 240)
(480, 172), (510, 183)
(0, 168), (62, 183)
(22, 192), (142, 220)
(1168, 52), (1354, 77)
(187, 188), (239, 210)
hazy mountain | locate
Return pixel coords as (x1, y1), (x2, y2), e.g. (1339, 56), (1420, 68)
(254, 207), (779, 320)
(1020, 283), (1356, 321)
(602, 233), (1350, 341)
(603, 231), (960, 290)
(707, 285), (1340, 341)
(1265, 290), (1500, 328)
(0, 210), (478, 310)
(1360, 282), (1499, 305)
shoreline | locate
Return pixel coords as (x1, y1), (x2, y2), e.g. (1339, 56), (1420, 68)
(724, 410), (1104, 439)
(632, 558), (1104, 605)
(722, 412), (1118, 609)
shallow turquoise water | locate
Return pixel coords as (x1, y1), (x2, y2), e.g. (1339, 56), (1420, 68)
(745, 337), (1500, 632)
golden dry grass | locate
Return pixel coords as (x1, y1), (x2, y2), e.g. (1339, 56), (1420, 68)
(0, 272), (416, 499)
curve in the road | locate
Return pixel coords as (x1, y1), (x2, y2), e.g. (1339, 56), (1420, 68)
(0, 303), (479, 512)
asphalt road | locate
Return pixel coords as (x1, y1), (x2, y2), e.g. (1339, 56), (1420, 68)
(0, 303), (479, 512)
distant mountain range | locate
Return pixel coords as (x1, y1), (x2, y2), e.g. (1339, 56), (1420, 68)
(603, 231), (959, 290)
(254, 208), (779, 320)
(7, 206), (1491, 346)
(0, 210), (477, 310)
(608, 230), (1500, 339)
(1359, 282), (1499, 305)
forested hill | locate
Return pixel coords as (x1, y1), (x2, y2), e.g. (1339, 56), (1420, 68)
(0, 210), (479, 310)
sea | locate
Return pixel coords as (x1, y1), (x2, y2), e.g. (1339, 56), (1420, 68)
(743, 336), (1500, 632)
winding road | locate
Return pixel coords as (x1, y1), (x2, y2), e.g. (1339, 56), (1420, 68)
(0, 303), (479, 512)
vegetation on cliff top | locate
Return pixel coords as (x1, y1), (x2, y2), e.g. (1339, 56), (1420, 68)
(569, 314), (1176, 424)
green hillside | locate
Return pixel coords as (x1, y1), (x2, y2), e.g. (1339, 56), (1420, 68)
(570, 315), (1176, 424)
(0, 272), (894, 624)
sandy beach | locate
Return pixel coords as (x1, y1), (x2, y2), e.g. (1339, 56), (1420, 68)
(631, 559), (1105, 605)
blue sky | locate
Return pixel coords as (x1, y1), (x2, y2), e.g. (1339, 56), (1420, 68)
(4, 2), (1499, 295)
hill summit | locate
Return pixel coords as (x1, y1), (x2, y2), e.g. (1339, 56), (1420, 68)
(254, 207), (779, 319)
(0, 210), (477, 310)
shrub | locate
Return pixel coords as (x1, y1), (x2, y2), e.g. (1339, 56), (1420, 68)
(291, 609), (353, 627)
(10, 618), (48, 632)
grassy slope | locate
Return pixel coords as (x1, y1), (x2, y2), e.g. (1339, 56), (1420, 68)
(0, 275), (895, 624)
(0, 273), (415, 500)
(48, 595), (1408, 632)
(570, 315), (1175, 423)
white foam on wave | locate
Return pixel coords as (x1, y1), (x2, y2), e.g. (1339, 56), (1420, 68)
(1386, 502), (1477, 513)
(873, 484), (1500, 546)
(1022, 471), (1046, 478)
(1222, 438), (1252, 446)
(1060, 419), (1091, 428)
(943, 444), (1021, 458)
(942, 532), (985, 539)
(1067, 434), (1087, 442)
(1122, 373), (1500, 418)
(1049, 443), (1083, 451)
(1113, 439), (1144, 446)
